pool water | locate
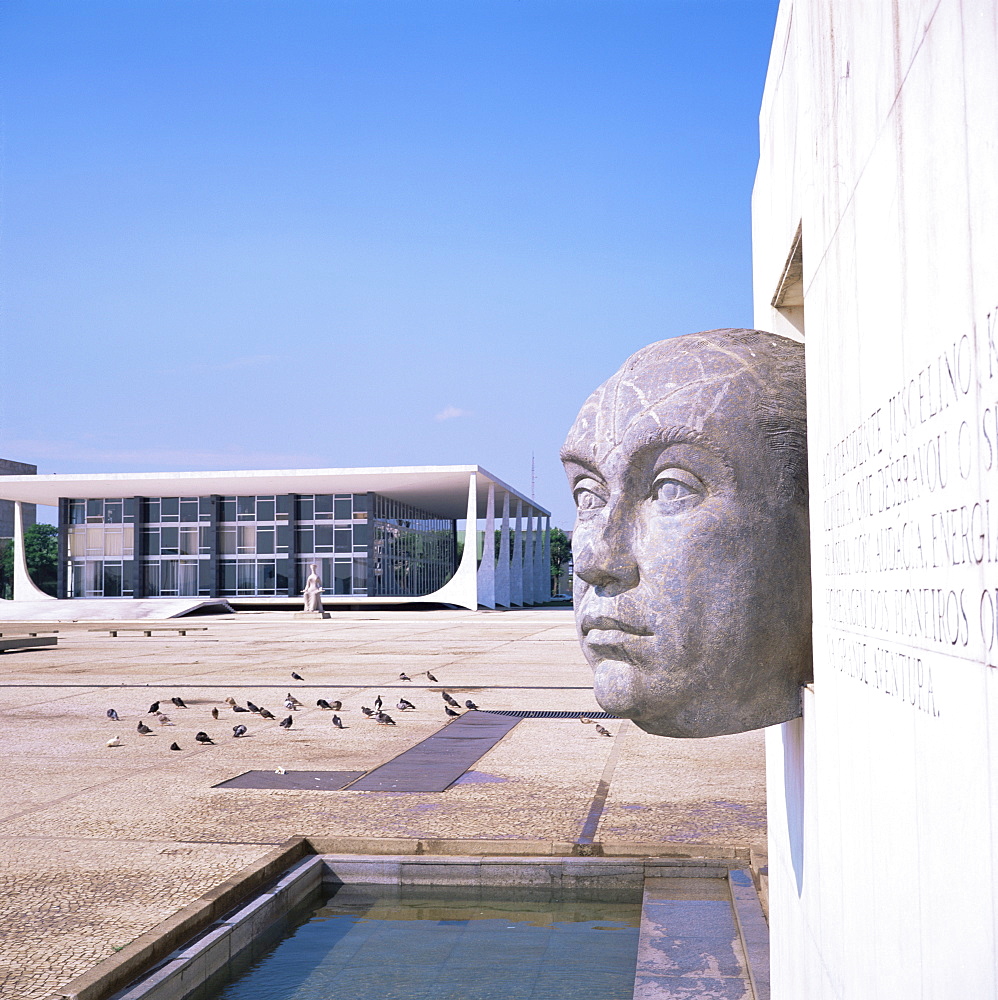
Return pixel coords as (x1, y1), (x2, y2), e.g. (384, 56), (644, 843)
(197, 883), (643, 1000)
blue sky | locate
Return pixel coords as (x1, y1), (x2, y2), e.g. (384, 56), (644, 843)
(0, 0), (779, 528)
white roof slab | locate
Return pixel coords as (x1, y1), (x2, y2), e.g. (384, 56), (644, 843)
(0, 465), (550, 519)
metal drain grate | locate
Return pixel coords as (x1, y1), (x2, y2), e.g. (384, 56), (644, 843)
(485, 710), (619, 719)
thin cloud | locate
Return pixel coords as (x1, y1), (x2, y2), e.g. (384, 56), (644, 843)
(434, 405), (472, 422)
(0, 438), (325, 472)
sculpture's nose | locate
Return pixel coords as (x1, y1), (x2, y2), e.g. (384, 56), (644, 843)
(573, 506), (639, 595)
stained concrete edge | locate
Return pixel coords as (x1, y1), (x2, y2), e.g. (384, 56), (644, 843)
(51, 836), (311, 1000)
(51, 839), (766, 1000)
(305, 835), (753, 859)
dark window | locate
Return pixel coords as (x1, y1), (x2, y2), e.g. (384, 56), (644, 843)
(180, 499), (199, 523)
(276, 525), (291, 552)
(237, 496), (255, 519)
(335, 529), (351, 553)
(296, 496), (314, 521)
(103, 563), (122, 598)
(86, 499), (102, 518)
(256, 499), (275, 522)
(353, 524), (371, 547)
(220, 498), (237, 522)
(335, 498), (351, 519)
(315, 494), (333, 518)
(161, 497), (180, 518)
(257, 527), (275, 555)
(315, 524), (334, 551)
(160, 527), (179, 554)
(296, 526), (314, 553)
(143, 529), (160, 556)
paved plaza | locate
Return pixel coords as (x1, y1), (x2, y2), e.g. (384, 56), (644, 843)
(0, 608), (766, 999)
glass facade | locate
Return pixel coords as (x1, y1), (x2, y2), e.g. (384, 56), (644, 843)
(66, 498), (136, 597)
(370, 495), (455, 597)
(59, 491), (457, 600)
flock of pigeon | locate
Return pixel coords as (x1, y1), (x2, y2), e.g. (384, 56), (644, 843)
(103, 668), (482, 750)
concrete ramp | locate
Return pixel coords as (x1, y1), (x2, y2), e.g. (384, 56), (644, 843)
(0, 598), (233, 622)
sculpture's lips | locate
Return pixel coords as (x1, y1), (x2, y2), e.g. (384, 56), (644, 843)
(580, 614), (652, 637)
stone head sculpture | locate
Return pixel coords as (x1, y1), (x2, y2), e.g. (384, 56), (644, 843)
(561, 329), (811, 738)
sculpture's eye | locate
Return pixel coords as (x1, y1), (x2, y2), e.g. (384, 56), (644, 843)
(573, 479), (607, 518)
(650, 469), (703, 509)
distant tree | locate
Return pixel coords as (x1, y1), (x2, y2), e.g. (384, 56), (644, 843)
(0, 523), (58, 598)
(549, 527), (572, 596)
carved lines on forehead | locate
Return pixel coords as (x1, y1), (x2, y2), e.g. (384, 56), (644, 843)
(609, 372), (744, 443)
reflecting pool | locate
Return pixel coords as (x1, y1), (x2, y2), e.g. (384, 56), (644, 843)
(196, 883), (643, 1000)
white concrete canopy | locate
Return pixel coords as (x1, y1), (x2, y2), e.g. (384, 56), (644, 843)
(0, 464), (550, 522)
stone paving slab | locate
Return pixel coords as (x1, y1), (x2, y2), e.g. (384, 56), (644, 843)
(0, 608), (765, 999)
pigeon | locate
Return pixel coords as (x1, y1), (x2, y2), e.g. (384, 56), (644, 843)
(444, 706), (461, 717)
(195, 731), (214, 744)
(259, 708), (276, 720)
(283, 698), (298, 712)
(426, 671), (438, 682)
(397, 698), (415, 711)
(106, 736), (123, 747)
(224, 697), (237, 707)
(106, 709), (120, 721)
(464, 700), (478, 710)
(279, 715), (293, 729)
(137, 721), (154, 735)
(211, 707), (220, 720)
(360, 706), (374, 717)
(291, 671), (304, 681)
(156, 713), (174, 726)
(595, 725), (612, 737)
(317, 699), (332, 710)
(329, 700), (342, 711)
(275, 767), (286, 775)
(171, 697), (188, 709)
(374, 695), (383, 711)
(442, 692), (460, 707)
(232, 704), (249, 713)
(375, 712), (396, 726)
(169, 741), (182, 751)
(331, 714), (344, 729)
(286, 693), (303, 707)
(399, 672), (411, 681)
(147, 701), (160, 714)
(232, 724), (248, 737)
(246, 700), (261, 713)
(579, 715), (594, 724)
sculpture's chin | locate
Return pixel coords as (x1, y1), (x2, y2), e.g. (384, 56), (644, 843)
(592, 660), (644, 718)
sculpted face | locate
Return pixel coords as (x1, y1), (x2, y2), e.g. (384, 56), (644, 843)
(561, 330), (811, 738)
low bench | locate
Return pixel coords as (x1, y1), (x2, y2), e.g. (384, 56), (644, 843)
(0, 630), (59, 637)
(89, 626), (208, 638)
(0, 636), (58, 653)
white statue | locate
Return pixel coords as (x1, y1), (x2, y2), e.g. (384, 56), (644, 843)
(302, 563), (324, 613)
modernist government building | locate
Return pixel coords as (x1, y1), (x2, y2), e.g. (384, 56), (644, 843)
(0, 465), (551, 612)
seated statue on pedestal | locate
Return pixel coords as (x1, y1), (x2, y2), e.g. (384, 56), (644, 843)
(561, 329), (811, 737)
(302, 563), (324, 613)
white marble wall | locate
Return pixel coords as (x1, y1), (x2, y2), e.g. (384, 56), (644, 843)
(753, 3), (998, 997)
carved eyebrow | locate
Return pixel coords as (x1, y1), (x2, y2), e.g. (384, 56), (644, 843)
(621, 424), (735, 473)
(559, 453), (605, 483)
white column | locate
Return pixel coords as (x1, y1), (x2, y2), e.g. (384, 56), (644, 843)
(542, 515), (551, 600)
(496, 492), (511, 608)
(14, 501), (56, 601)
(424, 472), (479, 611)
(524, 512), (536, 605)
(511, 499), (524, 606)
(476, 481), (496, 609)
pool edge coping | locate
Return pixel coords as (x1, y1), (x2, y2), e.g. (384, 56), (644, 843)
(52, 838), (762, 1000)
